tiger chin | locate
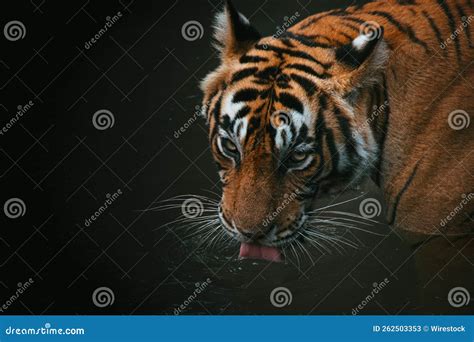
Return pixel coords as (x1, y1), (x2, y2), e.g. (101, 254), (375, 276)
(199, 0), (474, 262)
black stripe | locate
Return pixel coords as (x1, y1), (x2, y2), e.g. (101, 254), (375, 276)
(290, 73), (317, 96)
(245, 116), (261, 138)
(280, 31), (332, 49)
(372, 80), (390, 186)
(436, 0), (462, 62)
(210, 92), (224, 137)
(255, 66), (279, 80)
(333, 106), (358, 164)
(317, 94), (339, 177)
(342, 22), (363, 33)
(369, 10), (430, 53)
(421, 10), (448, 56)
(389, 159), (421, 225)
(303, 34), (344, 45)
(235, 106), (251, 119)
(340, 16), (367, 25)
(278, 92), (304, 113)
(455, 3), (472, 48)
(324, 129), (339, 177)
(300, 15), (326, 30)
(239, 55), (268, 63)
(255, 44), (332, 68)
(285, 63), (330, 79)
(339, 31), (354, 42)
(205, 89), (219, 119)
(232, 88), (259, 103)
(397, 0), (416, 5)
(231, 67), (258, 83)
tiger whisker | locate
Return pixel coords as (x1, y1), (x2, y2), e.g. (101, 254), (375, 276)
(306, 220), (385, 236)
(153, 214), (220, 231)
(308, 215), (374, 226)
(313, 210), (380, 223)
(304, 229), (358, 250)
(300, 231), (334, 254)
(308, 193), (368, 212)
(294, 237), (315, 266)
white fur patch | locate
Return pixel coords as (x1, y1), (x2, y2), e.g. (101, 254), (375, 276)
(352, 34), (370, 50)
(222, 91), (244, 121)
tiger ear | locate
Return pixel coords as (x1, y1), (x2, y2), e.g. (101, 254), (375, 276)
(213, 0), (261, 60)
(335, 27), (385, 68)
(333, 26), (388, 88)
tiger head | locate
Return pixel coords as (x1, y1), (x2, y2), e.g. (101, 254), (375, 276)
(200, 1), (388, 260)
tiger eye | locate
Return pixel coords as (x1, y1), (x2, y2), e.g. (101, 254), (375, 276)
(222, 138), (237, 153)
(290, 151), (308, 163)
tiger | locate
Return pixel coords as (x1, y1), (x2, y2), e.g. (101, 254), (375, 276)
(199, 0), (474, 261)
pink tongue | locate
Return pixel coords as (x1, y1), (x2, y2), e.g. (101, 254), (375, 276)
(239, 243), (282, 262)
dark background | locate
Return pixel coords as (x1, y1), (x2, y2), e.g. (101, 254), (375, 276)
(0, 0), (472, 315)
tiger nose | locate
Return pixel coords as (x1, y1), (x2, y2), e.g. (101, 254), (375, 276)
(239, 226), (272, 240)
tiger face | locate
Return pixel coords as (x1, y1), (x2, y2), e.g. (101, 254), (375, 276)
(200, 1), (388, 260)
